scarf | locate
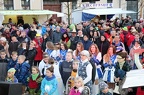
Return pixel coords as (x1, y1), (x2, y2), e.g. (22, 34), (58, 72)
(32, 73), (39, 80)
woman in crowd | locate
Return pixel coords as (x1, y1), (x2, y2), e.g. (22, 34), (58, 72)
(96, 35), (110, 58)
(61, 32), (71, 48)
(89, 43), (102, 95)
(103, 45), (117, 94)
(73, 42), (84, 60)
(45, 41), (58, 60)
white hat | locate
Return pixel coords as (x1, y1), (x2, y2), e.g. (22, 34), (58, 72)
(0, 37), (6, 41)
(80, 50), (90, 58)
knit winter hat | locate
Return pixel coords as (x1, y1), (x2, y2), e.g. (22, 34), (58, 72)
(122, 27), (128, 32)
(8, 68), (16, 73)
(99, 81), (108, 91)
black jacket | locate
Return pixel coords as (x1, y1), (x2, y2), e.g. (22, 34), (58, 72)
(59, 60), (73, 86)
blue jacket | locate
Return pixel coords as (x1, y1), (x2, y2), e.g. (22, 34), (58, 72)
(41, 75), (58, 95)
(7, 59), (17, 70)
(15, 62), (30, 85)
(82, 40), (93, 50)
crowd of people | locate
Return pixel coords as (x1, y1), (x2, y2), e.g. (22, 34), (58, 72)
(0, 16), (144, 95)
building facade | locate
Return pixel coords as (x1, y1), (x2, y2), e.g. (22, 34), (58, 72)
(0, 0), (142, 24)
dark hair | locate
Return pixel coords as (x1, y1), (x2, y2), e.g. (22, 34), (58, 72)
(60, 42), (68, 50)
(48, 58), (54, 65)
(46, 66), (54, 73)
(117, 52), (127, 59)
(61, 33), (70, 41)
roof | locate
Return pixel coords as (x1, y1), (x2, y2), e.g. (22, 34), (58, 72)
(0, 10), (65, 17)
(82, 8), (136, 15)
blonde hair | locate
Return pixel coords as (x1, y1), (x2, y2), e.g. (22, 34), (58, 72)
(74, 77), (84, 87)
(18, 55), (26, 61)
(73, 59), (80, 65)
(46, 41), (55, 50)
(11, 51), (18, 56)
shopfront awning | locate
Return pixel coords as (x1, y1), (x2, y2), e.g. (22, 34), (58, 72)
(0, 10), (65, 17)
(82, 8), (136, 15)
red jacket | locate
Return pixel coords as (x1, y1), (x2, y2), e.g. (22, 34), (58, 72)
(33, 38), (43, 61)
(126, 32), (135, 47)
(28, 75), (41, 89)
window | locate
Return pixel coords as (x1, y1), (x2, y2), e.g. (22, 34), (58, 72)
(107, 0), (113, 3)
(21, 0), (30, 10)
(127, 1), (138, 19)
(4, 0), (14, 10)
(43, 0), (60, 5)
(72, 1), (77, 10)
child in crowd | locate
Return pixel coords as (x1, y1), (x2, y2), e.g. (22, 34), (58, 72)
(27, 66), (43, 95)
(41, 66), (58, 95)
(15, 55), (30, 94)
(98, 81), (112, 95)
(70, 59), (79, 88)
(69, 77), (84, 95)
(7, 51), (18, 70)
(0, 49), (9, 63)
(5, 68), (18, 83)
(39, 54), (50, 78)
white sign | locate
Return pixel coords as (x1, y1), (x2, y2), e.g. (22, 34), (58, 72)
(81, 3), (113, 8)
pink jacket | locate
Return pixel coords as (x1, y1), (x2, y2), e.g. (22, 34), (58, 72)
(69, 88), (81, 95)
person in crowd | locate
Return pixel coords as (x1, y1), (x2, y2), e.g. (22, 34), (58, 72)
(10, 24), (17, 36)
(91, 30), (100, 43)
(112, 35), (125, 53)
(0, 37), (10, 57)
(7, 51), (18, 70)
(73, 30), (83, 45)
(2, 27), (11, 42)
(18, 31), (30, 45)
(73, 42), (84, 60)
(96, 35), (110, 58)
(130, 33), (144, 48)
(28, 25), (37, 40)
(82, 35), (93, 50)
(69, 28), (77, 50)
(98, 81), (112, 95)
(46, 26), (53, 40)
(41, 33), (52, 52)
(89, 43), (102, 95)
(33, 33), (43, 66)
(17, 41), (28, 56)
(78, 50), (92, 93)
(39, 54), (50, 78)
(69, 77), (84, 95)
(129, 41), (143, 69)
(52, 26), (62, 44)
(5, 68), (18, 83)
(57, 42), (68, 62)
(61, 32), (71, 48)
(103, 45), (117, 94)
(0, 49), (9, 63)
(70, 59), (79, 88)
(59, 51), (73, 87)
(45, 41), (58, 59)
(15, 55), (30, 94)
(26, 41), (37, 70)
(8, 35), (20, 55)
(114, 52), (131, 95)
(27, 66), (42, 95)
(41, 66), (58, 95)
(60, 24), (67, 34)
